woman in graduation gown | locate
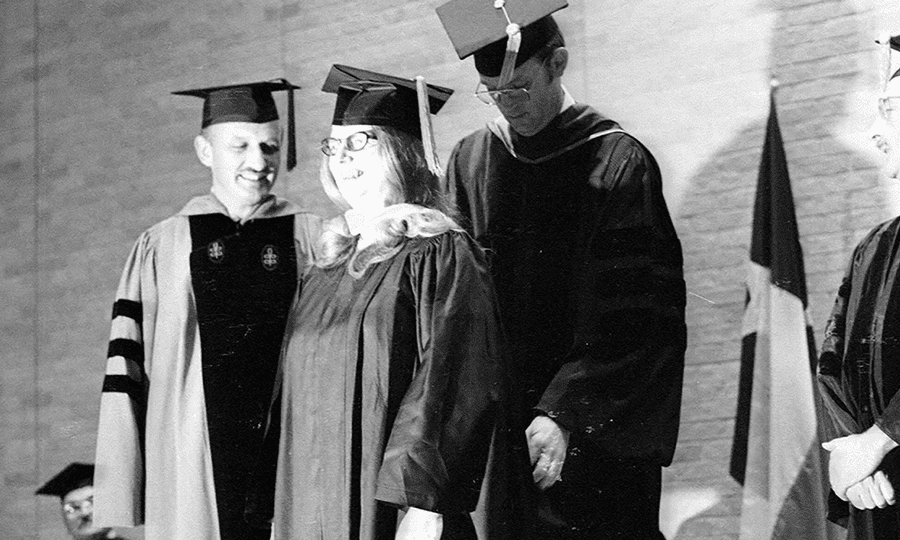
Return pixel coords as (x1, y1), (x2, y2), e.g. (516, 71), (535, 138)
(262, 65), (504, 540)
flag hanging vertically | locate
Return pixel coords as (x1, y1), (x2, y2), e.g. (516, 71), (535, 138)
(729, 87), (829, 539)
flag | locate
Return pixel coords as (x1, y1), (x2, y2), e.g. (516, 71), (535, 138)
(729, 89), (829, 539)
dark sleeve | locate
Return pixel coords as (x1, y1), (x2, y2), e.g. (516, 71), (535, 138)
(445, 136), (484, 238)
(816, 249), (863, 440)
(375, 232), (504, 513)
(535, 136), (687, 465)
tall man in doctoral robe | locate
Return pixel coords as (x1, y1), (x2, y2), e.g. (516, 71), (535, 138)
(92, 80), (322, 540)
(819, 35), (900, 539)
(436, 1), (687, 538)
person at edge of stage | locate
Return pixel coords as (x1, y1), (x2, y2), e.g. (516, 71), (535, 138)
(818, 34), (900, 539)
(434, 1), (687, 538)
(92, 79), (323, 540)
(36, 463), (129, 540)
(244, 64), (504, 540)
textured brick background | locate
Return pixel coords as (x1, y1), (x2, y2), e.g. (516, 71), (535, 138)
(2, 0), (899, 538)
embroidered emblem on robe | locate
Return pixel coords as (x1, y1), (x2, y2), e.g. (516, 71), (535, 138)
(261, 245), (279, 271)
(208, 240), (224, 263)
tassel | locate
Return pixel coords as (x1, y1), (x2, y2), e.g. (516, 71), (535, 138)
(287, 83), (297, 171)
(416, 75), (443, 177)
(494, 0), (521, 88)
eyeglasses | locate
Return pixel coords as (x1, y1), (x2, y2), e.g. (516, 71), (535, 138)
(63, 496), (93, 516)
(879, 96), (900, 120)
(320, 131), (378, 156)
(474, 81), (531, 106)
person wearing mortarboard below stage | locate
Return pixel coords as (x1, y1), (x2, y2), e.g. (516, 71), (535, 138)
(36, 463), (124, 540)
(243, 64), (504, 540)
(91, 79), (324, 540)
(818, 34), (900, 539)
(435, 1), (687, 538)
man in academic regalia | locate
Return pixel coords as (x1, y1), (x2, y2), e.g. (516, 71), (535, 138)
(36, 463), (123, 540)
(92, 80), (322, 540)
(435, 1), (686, 539)
(818, 35), (900, 539)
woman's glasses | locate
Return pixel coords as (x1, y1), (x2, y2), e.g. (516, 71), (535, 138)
(321, 131), (378, 156)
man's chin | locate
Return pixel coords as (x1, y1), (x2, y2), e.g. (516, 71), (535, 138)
(73, 527), (103, 540)
(506, 117), (550, 138)
(74, 527), (114, 540)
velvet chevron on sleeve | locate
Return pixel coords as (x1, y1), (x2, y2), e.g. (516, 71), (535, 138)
(94, 231), (154, 527)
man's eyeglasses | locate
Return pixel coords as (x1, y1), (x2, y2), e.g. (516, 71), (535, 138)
(320, 131), (378, 156)
(879, 96), (900, 120)
(474, 82), (531, 106)
(63, 496), (93, 516)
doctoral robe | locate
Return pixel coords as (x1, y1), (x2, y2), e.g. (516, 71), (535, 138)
(818, 216), (900, 538)
(93, 193), (321, 540)
(271, 227), (503, 540)
(446, 103), (686, 537)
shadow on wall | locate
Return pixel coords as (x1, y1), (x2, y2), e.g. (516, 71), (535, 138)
(663, 0), (883, 538)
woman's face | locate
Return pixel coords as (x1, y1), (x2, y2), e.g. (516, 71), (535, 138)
(326, 124), (394, 213)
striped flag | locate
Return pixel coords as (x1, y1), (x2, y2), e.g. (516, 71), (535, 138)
(729, 89), (829, 539)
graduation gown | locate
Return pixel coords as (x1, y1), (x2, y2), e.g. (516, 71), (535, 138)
(446, 104), (686, 535)
(93, 193), (322, 540)
(447, 102), (686, 466)
(271, 225), (503, 540)
(818, 216), (900, 538)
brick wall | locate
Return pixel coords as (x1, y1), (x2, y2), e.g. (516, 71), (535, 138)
(1, 0), (897, 537)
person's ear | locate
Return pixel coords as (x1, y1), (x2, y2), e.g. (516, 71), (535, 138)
(194, 133), (213, 167)
(548, 47), (569, 80)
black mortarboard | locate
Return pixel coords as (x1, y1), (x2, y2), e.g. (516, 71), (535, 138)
(35, 463), (94, 499)
(436, 0), (567, 77)
(322, 65), (453, 138)
(173, 79), (301, 170)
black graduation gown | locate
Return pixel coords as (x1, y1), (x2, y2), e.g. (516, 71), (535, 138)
(818, 216), (900, 538)
(446, 103), (686, 536)
(270, 230), (503, 540)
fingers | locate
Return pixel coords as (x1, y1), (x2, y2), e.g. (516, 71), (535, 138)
(531, 452), (564, 491)
(862, 476), (885, 509)
(821, 435), (849, 452)
(847, 476), (891, 510)
(525, 420), (543, 465)
(874, 471), (896, 506)
(846, 483), (872, 510)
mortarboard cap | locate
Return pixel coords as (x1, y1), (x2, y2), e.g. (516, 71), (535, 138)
(436, 0), (567, 78)
(173, 79), (301, 170)
(35, 463), (94, 499)
(322, 65), (453, 138)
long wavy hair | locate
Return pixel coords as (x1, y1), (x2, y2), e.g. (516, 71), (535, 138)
(317, 125), (459, 275)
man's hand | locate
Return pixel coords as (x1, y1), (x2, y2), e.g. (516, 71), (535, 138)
(845, 471), (896, 510)
(395, 507), (442, 540)
(822, 424), (899, 500)
(525, 415), (569, 491)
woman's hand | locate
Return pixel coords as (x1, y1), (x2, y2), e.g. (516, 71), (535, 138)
(395, 507), (443, 540)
